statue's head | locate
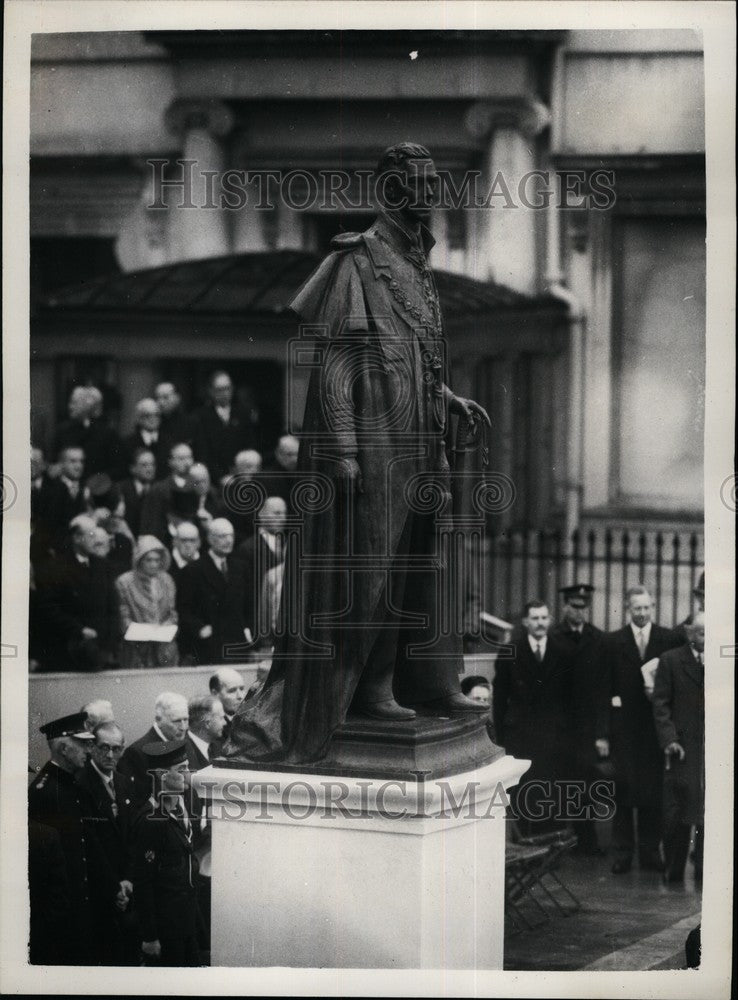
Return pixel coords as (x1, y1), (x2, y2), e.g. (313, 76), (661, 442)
(376, 142), (439, 225)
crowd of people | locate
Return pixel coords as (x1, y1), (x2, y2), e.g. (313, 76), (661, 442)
(28, 669), (250, 966)
(30, 374), (300, 671)
(488, 577), (705, 887)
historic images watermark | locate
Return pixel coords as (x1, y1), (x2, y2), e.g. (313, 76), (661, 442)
(148, 776), (616, 823)
(146, 162), (617, 212)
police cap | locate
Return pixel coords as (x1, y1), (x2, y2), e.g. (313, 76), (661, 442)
(39, 712), (94, 741)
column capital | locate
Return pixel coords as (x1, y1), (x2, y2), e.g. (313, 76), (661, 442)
(464, 98), (551, 141)
(165, 98), (235, 139)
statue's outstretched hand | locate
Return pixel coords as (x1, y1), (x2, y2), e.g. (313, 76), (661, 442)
(336, 456), (364, 494)
(450, 395), (491, 429)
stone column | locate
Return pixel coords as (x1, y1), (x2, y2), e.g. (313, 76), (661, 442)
(464, 99), (550, 296)
(164, 99), (234, 262)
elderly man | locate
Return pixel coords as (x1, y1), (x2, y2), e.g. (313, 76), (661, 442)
(118, 692), (189, 808)
(123, 398), (171, 472)
(177, 519), (250, 664)
(192, 370), (258, 482)
(260, 435), (300, 511)
(236, 496), (287, 648)
(209, 668), (247, 745)
(155, 381), (193, 451)
(187, 462), (223, 538)
(54, 386), (123, 479)
(220, 449), (264, 540)
(81, 699), (115, 731)
(76, 721), (137, 962)
(140, 442), (195, 543)
(493, 600), (574, 833)
(652, 611), (705, 883)
(130, 741), (204, 967)
(603, 585), (682, 874)
(36, 514), (117, 671)
(28, 712), (126, 965)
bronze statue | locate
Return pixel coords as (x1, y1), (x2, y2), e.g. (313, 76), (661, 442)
(223, 142), (492, 765)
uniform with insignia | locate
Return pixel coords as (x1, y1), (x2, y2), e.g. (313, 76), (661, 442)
(28, 713), (119, 965)
(552, 583), (609, 852)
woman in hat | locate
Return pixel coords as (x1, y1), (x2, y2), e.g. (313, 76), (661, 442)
(115, 535), (179, 669)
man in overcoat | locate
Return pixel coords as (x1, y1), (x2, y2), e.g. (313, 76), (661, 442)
(224, 142), (490, 765)
(552, 583), (610, 852)
(493, 601), (574, 833)
(28, 712), (125, 964)
(130, 740), (205, 966)
(652, 610), (705, 882)
(602, 585), (682, 873)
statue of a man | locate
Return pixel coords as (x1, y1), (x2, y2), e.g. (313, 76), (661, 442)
(223, 142), (491, 765)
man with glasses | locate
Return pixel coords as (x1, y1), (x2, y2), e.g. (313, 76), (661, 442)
(76, 721), (137, 963)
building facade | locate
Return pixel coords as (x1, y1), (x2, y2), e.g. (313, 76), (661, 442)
(30, 28), (705, 617)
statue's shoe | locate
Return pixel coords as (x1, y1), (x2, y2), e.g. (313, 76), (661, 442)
(354, 699), (417, 721)
(426, 693), (490, 714)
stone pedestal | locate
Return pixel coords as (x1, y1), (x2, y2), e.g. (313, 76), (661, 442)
(194, 751), (529, 969)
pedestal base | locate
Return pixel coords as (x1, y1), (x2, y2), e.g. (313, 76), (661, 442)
(214, 711), (504, 780)
(194, 754), (529, 969)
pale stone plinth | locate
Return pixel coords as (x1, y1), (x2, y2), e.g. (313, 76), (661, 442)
(193, 754), (530, 969)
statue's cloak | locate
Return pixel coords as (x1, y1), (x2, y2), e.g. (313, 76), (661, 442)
(223, 212), (459, 764)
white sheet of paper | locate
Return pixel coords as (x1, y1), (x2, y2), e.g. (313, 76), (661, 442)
(640, 657), (660, 690)
(124, 623), (178, 643)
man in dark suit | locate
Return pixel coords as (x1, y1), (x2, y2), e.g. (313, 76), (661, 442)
(122, 398), (172, 474)
(192, 370), (258, 483)
(260, 434), (300, 511)
(129, 740), (205, 967)
(177, 518), (250, 665)
(139, 442), (195, 543)
(155, 381), (193, 452)
(208, 667), (247, 750)
(54, 386), (124, 479)
(28, 712), (126, 965)
(118, 692), (190, 809)
(652, 611), (705, 883)
(552, 583), (610, 854)
(493, 600), (574, 834)
(602, 585), (682, 874)
(235, 495), (286, 648)
(76, 721), (137, 964)
(185, 696), (227, 770)
(35, 446), (88, 554)
(35, 514), (117, 671)
(118, 448), (157, 539)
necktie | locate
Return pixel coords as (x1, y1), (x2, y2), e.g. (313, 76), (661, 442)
(534, 642), (544, 663)
(68, 482), (79, 499)
(637, 629), (647, 660)
(220, 557), (228, 580)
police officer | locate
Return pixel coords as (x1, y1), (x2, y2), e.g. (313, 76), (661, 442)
(130, 740), (205, 966)
(28, 711), (125, 965)
(552, 584), (610, 853)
